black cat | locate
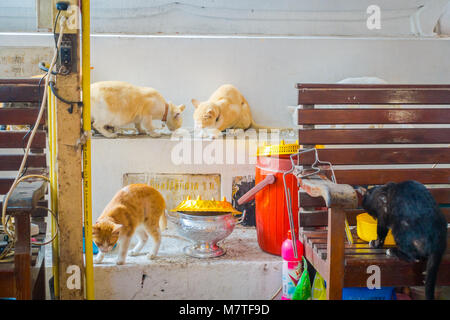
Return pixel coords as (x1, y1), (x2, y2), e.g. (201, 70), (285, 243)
(360, 180), (447, 300)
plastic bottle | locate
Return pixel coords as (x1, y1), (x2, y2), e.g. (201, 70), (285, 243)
(281, 230), (304, 300)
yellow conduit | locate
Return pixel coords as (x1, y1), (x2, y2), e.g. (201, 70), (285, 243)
(81, 0), (95, 300)
(47, 86), (60, 298)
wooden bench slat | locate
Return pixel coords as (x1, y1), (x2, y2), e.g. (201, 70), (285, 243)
(0, 79), (44, 103)
(300, 188), (450, 207)
(332, 168), (450, 185)
(0, 154), (47, 171)
(296, 84), (450, 105)
(0, 108), (44, 125)
(298, 128), (450, 144)
(297, 148), (450, 165)
(0, 131), (46, 149)
(298, 108), (450, 125)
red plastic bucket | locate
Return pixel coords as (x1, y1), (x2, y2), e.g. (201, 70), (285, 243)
(238, 155), (298, 256)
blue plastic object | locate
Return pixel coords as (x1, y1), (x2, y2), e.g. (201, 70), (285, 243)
(342, 287), (396, 300)
(82, 227), (99, 255)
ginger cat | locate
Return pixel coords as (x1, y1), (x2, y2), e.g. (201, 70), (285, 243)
(93, 184), (167, 265)
(191, 84), (257, 138)
(91, 81), (185, 138)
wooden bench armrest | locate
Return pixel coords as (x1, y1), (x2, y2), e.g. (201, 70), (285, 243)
(3, 178), (47, 300)
(297, 175), (359, 209)
(297, 175), (357, 299)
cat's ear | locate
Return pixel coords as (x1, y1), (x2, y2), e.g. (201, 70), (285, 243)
(178, 104), (186, 112)
(112, 223), (123, 236)
(92, 224), (99, 236)
(191, 99), (200, 108)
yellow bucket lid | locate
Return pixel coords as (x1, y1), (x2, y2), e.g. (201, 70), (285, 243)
(356, 213), (396, 245)
(256, 140), (300, 156)
(171, 195), (242, 215)
(256, 140), (325, 156)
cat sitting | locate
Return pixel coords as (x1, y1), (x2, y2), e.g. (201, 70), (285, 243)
(93, 184), (167, 265)
(191, 84), (266, 139)
(91, 81), (185, 138)
(359, 180), (447, 300)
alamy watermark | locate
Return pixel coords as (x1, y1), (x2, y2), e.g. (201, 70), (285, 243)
(169, 128), (285, 166)
(367, 5), (381, 30)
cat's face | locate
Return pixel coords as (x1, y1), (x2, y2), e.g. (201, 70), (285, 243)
(166, 103), (186, 131)
(92, 221), (122, 253)
(192, 99), (219, 128)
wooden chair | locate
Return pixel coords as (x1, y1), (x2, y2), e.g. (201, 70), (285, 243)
(294, 84), (450, 299)
(0, 78), (48, 300)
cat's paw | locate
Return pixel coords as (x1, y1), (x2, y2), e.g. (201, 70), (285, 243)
(128, 250), (141, 257)
(369, 239), (381, 248)
(93, 259), (103, 264)
(386, 248), (395, 257)
(149, 131), (162, 138)
(147, 253), (157, 260)
(116, 259), (125, 265)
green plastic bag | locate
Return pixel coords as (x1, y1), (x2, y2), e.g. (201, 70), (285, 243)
(312, 272), (327, 300)
(292, 257), (311, 300)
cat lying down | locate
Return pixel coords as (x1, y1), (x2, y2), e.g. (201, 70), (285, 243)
(191, 84), (274, 138)
(91, 81), (185, 138)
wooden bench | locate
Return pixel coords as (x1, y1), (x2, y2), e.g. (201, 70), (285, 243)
(0, 78), (48, 300)
(295, 84), (450, 300)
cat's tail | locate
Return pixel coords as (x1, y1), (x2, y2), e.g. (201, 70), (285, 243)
(249, 119), (292, 132)
(160, 209), (168, 231)
(425, 250), (444, 300)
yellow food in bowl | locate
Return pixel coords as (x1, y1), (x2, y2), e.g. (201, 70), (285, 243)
(356, 213), (396, 245)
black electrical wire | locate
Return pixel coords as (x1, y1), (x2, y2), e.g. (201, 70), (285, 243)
(48, 81), (83, 113)
(19, 74), (47, 179)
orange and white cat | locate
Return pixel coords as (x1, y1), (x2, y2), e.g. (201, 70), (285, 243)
(191, 84), (256, 138)
(92, 184), (167, 265)
(91, 81), (185, 138)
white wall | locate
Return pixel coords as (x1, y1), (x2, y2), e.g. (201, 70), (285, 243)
(2, 0), (450, 36)
(90, 35), (450, 128)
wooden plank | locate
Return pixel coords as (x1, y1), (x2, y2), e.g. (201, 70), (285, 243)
(0, 178), (14, 194)
(298, 128), (450, 144)
(298, 108), (450, 125)
(300, 209), (363, 228)
(296, 84), (450, 105)
(14, 212), (31, 299)
(300, 188), (450, 207)
(0, 81), (44, 103)
(326, 208), (345, 300)
(54, 31), (85, 300)
(0, 131), (46, 149)
(0, 108), (45, 125)
(332, 168), (450, 185)
(298, 148), (450, 165)
(0, 154), (47, 171)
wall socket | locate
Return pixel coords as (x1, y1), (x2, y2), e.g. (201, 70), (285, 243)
(59, 39), (72, 74)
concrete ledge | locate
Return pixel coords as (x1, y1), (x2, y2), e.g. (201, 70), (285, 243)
(45, 225), (282, 299)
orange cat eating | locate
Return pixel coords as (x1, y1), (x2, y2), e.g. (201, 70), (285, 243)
(93, 184), (167, 265)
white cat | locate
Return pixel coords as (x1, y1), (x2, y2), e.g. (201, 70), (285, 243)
(91, 81), (185, 138)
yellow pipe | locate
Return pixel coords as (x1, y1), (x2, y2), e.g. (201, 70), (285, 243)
(81, 0), (95, 300)
(47, 86), (60, 299)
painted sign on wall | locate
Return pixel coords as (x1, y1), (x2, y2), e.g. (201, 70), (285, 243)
(0, 47), (52, 78)
(123, 173), (221, 210)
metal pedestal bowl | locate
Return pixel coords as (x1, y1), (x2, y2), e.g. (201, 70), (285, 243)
(167, 210), (245, 258)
